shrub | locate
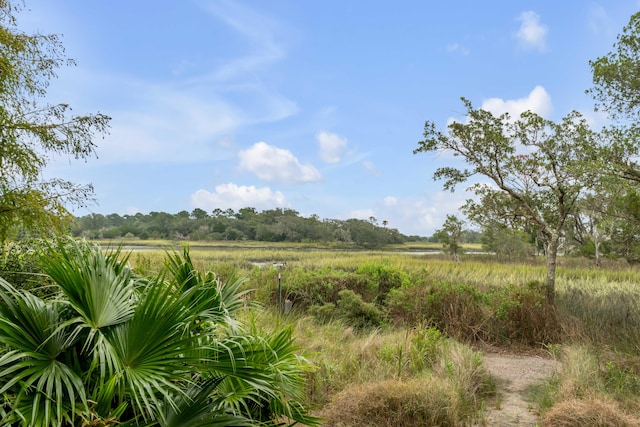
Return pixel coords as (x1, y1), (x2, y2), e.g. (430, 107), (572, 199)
(355, 262), (411, 304)
(542, 398), (640, 427)
(318, 377), (464, 427)
(409, 324), (446, 373)
(336, 289), (385, 329)
(388, 280), (488, 341)
(489, 280), (561, 345)
(0, 238), (52, 295)
(308, 302), (337, 323)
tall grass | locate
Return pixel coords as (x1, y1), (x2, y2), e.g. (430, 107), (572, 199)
(248, 311), (495, 426)
(125, 246), (640, 351)
(116, 243), (640, 424)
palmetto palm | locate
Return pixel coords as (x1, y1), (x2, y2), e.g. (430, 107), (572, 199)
(0, 240), (319, 426)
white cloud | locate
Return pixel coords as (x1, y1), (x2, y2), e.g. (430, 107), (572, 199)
(481, 85), (553, 118)
(515, 11), (548, 52)
(238, 141), (322, 183)
(446, 43), (470, 55)
(191, 183), (288, 211)
(317, 131), (348, 163)
(371, 190), (472, 236)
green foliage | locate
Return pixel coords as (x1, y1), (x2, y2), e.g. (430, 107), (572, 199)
(589, 11), (640, 121)
(0, 239), (319, 426)
(416, 98), (603, 303)
(355, 261), (411, 303)
(480, 223), (533, 260)
(335, 289), (385, 329)
(0, 2), (110, 242)
(388, 278), (560, 345)
(388, 280), (488, 341)
(489, 280), (561, 345)
(72, 209), (410, 244)
(433, 214), (466, 261)
(0, 238), (51, 293)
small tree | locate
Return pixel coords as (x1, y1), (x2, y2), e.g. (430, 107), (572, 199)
(415, 100), (600, 304)
(433, 214), (465, 262)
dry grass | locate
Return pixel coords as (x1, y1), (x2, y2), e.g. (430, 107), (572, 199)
(542, 398), (640, 427)
(317, 377), (464, 427)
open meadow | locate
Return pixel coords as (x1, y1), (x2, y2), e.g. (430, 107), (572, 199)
(107, 239), (640, 426)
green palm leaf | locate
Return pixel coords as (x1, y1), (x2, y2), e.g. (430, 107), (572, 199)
(0, 278), (87, 426)
(41, 239), (135, 330)
(161, 377), (252, 427)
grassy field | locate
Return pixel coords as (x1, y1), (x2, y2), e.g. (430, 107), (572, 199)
(100, 239), (640, 425)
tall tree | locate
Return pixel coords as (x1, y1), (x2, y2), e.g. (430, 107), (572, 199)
(415, 99), (599, 304)
(0, 1), (110, 242)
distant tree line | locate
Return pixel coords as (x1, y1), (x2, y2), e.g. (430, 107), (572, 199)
(72, 208), (426, 247)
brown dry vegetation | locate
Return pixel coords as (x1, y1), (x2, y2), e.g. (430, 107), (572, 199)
(542, 398), (640, 427)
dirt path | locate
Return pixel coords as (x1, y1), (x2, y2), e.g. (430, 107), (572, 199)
(476, 352), (561, 426)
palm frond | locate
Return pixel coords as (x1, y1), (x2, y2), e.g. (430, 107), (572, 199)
(161, 376), (253, 427)
(0, 278), (87, 426)
(41, 239), (135, 330)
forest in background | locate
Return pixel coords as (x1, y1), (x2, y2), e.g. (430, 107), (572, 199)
(71, 208), (430, 246)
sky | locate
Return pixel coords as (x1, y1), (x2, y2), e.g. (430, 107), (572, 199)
(19, 0), (640, 236)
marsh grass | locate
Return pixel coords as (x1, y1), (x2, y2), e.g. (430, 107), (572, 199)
(124, 245), (640, 351)
(119, 242), (640, 423)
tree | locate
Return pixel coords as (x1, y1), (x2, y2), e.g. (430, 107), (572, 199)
(0, 2), (110, 242)
(190, 207), (209, 220)
(433, 214), (465, 262)
(480, 222), (533, 261)
(589, 12), (640, 122)
(415, 99), (599, 304)
(0, 240), (319, 426)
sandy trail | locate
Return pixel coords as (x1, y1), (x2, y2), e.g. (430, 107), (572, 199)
(476, 352), (561, 426)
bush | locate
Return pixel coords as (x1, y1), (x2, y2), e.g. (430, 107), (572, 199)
(308, 302), (337, 323)
(355, 262), (411, 304)
(318, 377), (464, 427)
(0, 238), (52, 295)
(336, 289), (385, 329)
(489, 280), (560, 345)
(542, 398), (640, 427)
(388, 280), (488, 341)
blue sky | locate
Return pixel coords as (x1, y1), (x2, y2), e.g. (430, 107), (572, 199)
(23, 1), (640, 236)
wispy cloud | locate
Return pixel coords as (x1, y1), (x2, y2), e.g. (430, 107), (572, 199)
(362, 160), (381, 177)
(238, 142), (322, 183)
(49, 1), (298, 165)
(446, 42), (470, 55)
(196, 0), (289, 82)
(515, 11), (548, 52)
